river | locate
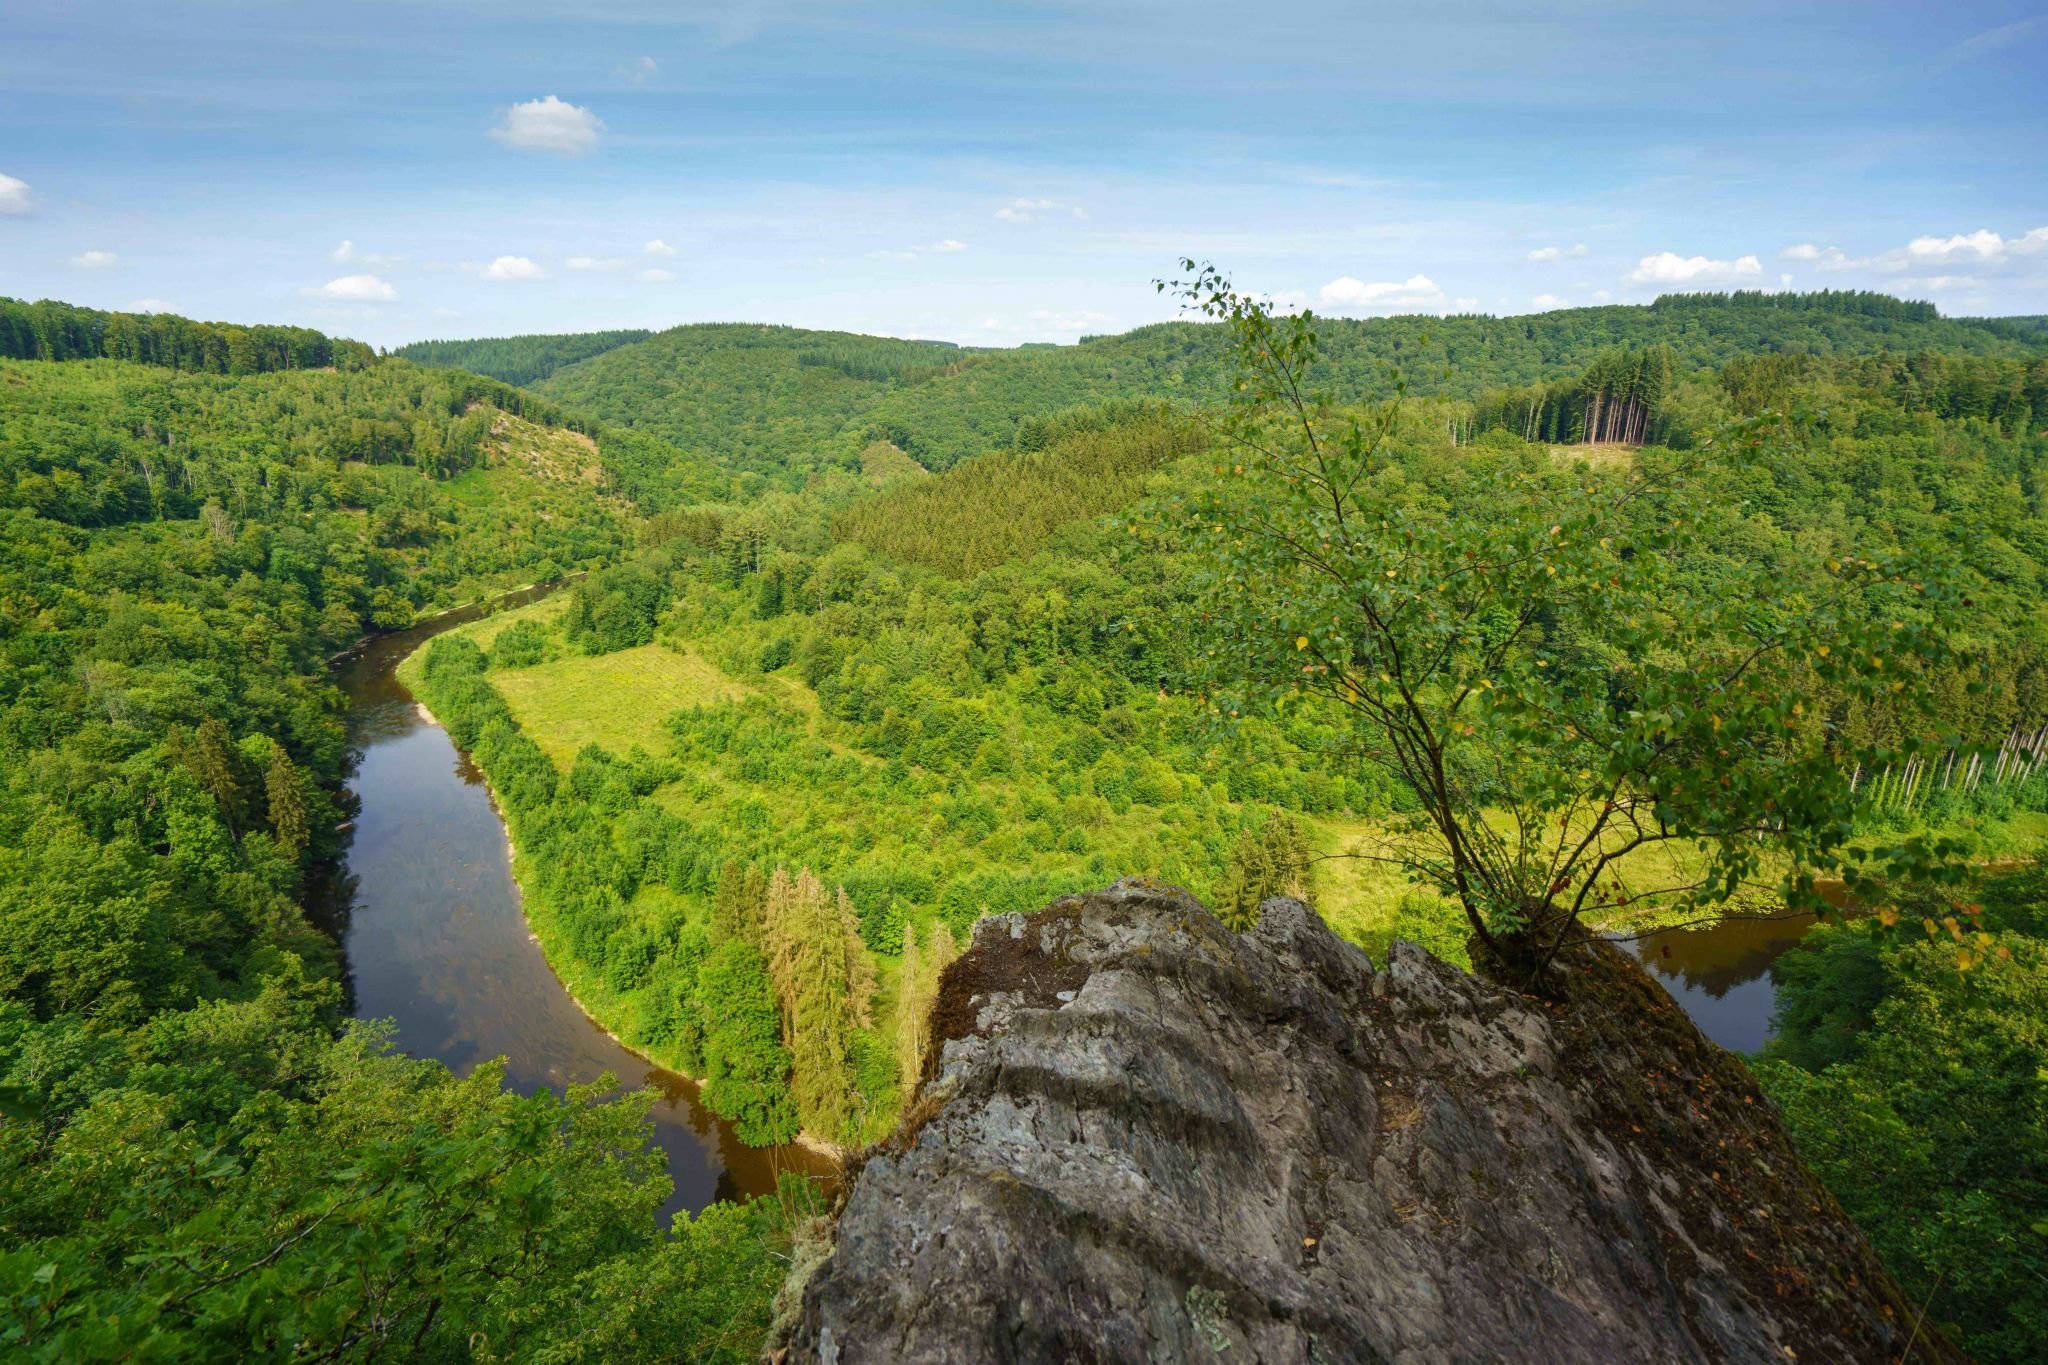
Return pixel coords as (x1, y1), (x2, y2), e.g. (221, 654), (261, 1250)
(313, 583), (1813, 1218)
(1615, 912), (1820, 1054)
(313, 584), (834, 1225)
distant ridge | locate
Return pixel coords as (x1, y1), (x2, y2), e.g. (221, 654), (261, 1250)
(391, 329), (655, 386)
(473, 291), (2047, 477)
(1, 296), (373, 373)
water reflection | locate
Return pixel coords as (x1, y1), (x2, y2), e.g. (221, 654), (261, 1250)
(314, 586), (835, 1223)
(1616, 911), (1819, 1054)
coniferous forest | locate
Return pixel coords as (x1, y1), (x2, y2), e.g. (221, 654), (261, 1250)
(2, 283), (2046, 1360)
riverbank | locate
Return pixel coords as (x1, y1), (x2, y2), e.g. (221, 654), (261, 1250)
(402, 650), (845, 1163)
(326, 571), (591, 665)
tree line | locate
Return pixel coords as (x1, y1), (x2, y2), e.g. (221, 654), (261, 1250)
(0, 296), (374, 373)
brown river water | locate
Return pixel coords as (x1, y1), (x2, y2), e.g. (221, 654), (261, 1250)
(1615, 912), (1820, 1054)
(312, 584), (834, 1225)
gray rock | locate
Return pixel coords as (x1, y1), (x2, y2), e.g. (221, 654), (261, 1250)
(782, 878), (1953, 1364)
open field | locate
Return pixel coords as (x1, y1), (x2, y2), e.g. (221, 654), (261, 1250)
(493, 643), (751, 763)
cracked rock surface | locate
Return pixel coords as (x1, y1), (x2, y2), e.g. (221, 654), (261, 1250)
(783, 878), (1952, 1364)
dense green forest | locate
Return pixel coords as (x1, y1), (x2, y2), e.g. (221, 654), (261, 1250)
(0, 344), (818, 1358)
(1, 297), (375, 374)
(5, 289), (2048, 1358)
(1758, 865), (2048, 1363)
(391, 329), (654, 387)
(400, 290), (2048, 479)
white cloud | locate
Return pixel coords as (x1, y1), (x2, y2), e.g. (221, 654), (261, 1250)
(620, 56), (657, 84)
(869, 239), (971, 263)
(1317, 273), (1445, 311)
(1906, 227), (2047, 263)
(1526, 244), (1587, 262)
(1780, 243), (1860, 271)
(320, 274), (398, 302)
(71, 250), (118, 268)
(332, 239), (396, 268)
(1628, 251), (1763, 285)
(972, 307), (1115, 340)
(491, 95), (604, 155)
(1530, 293), (1568, 310)
(995, 197), (1085, 222)
(1591, 289), (1612, 303)
(643, 238), (677, 256)
(639, 267), (675, 283)
(1777, 226), (2047, 278)
(482, 255), (546, 281)
(0, 173), (32, 215)
(126, 298), (175, 314)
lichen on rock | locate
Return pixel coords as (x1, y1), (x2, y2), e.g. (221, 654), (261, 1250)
(780, 878), (1956, 1363)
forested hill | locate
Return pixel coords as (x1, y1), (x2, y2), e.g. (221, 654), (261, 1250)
(1, 296), (374, 373)
(532, 323), (971, 474)
(0, 335), (776, 1359)
(407, 290), (2048, 477)
(391, 328), (654, 386)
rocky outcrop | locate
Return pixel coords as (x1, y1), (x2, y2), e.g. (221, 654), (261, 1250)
(782, 879), (1954, 1364)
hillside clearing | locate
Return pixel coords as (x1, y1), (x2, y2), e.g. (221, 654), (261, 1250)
(493, 644), (750, 762)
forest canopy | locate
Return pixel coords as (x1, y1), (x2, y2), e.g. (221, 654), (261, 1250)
(3, 285), (2046, 1360)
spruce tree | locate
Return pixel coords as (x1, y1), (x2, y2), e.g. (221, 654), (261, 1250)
(265, 747), (309, 859)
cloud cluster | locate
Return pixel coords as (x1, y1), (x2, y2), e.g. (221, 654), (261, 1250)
(620, 56), (657, 85)
(995, 197), (1085, 223)
(566, 242), (681, 280)
(0, 173), (31, 215)
(71, 250), (118, 268)
(1318, 273), (1444, 311)
(1527, 244), (1587, 262)
(869, 238), (969, 262)
(321, 274), (398, 301)
(973, 307), (1115, 339)
(1628, 251), (1763, 285)
(483, 255), (545, 281)
(333, 239), (397, 268)
(1781, 225), (2048, 277)
(492, 96), (603, 155)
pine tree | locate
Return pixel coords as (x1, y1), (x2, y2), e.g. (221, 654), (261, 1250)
(894, 921), (959, 1097)
(710, 859), (751, 944)
(838, 888), (876, 1028)
(188, 717), (247, 837)
(1215, 812), (1313, 931)
(265, 747), (309, 858)
(760, 867), (859, 1140)
(896, 921), (924, 1094)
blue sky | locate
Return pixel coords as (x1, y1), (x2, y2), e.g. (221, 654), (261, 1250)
(3, 1), (2045, 347)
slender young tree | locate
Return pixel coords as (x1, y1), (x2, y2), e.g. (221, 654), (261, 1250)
(1161, 261), (1973, 978)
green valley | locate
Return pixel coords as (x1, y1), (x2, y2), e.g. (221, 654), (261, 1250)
(4, 285), (2047, 1360)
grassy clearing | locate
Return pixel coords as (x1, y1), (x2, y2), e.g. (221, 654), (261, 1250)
(493, 643), (750, 763)
(395, 594), (567, 690)
(1310, 803), (2047, 957)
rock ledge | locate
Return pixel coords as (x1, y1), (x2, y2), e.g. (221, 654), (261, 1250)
(784, 878), (1951, 1363)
